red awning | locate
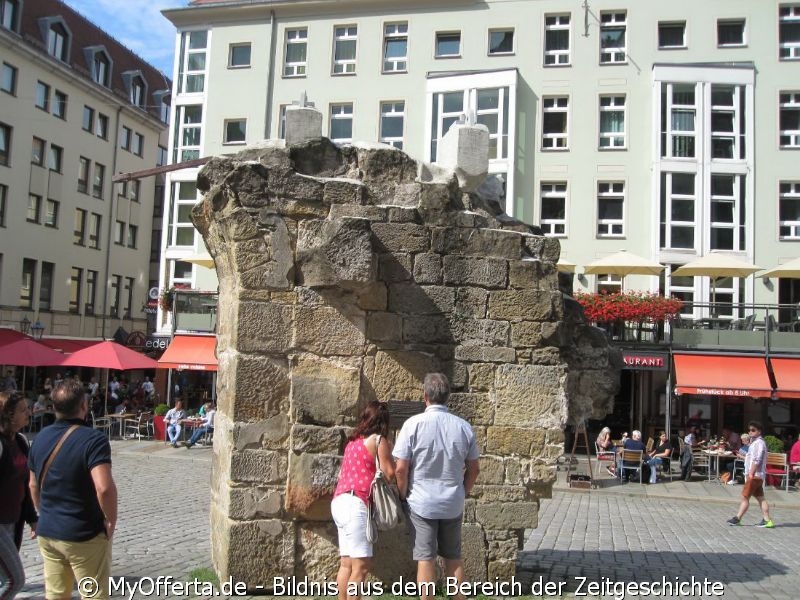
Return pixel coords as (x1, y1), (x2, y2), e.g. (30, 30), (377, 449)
(157, 335), (218, 371)
(771, 358), (800, 399)
(674, 354), (772, 397)
(40, 337), (100, 354)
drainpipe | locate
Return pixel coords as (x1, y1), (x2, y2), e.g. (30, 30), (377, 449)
(101, 105), (123, 340)
(264, 10), (277, 138)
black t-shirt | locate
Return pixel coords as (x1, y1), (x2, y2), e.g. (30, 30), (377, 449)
(653, 441), (672, 456)
(28, 419), (111, 541)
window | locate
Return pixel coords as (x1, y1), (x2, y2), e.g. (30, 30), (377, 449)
(596, 274), (622, 295)
(31, 137), (45, 166)
(711, 85), (745, 159)
(600, 11), (627, 63)
(659, 172), (695, 249)
(89, 213), (101, 249)
(1, 0), (19, 31)
(488, 29), (514, 55)
(69, 267), (82, 313)
(718, 19), (745, 47)
(20, 259), (35, 309)
(129, 179), (140, 202)
(53, 90), (67, 119)
(1, 62), (16, 94)
(599, 95), (626, 149)
(780, 5), (800, 59)
(114, 220), (125, 245)
(544, 15), (570, 66)
(27, 194), (41, 223)
(121, 126), (132, 150)
(229, 43), (251, 68)
(597, 182), (624, 237)
(179, 30), (207, 92)
(40, 262), (54, 310)
(86, 270), (98, 314)
(170, 181), (198, 246)
(0, 184), (5, 227)
(174, 105), (202, 162)
(542, 96), (569, 150)
(435, 32), (461, 58)
(73, 208), (86, 245)
(124, 277), (134, 318)
(44, 199), (59, 228)
(0, 122), (9, 165)
(779, 181), (800, 239)
(129, 76), (145, 107)
(284, 28), (307, 77)
(383, 23), (408, 72)
(110, 275), (121, 317)
(158, 145), (168, 166)
(278, 105), (288, 139)
(78, 157), (90, 193)
(223, 119), (246, 144)
(35, 81), (50, 111)
(379, 101), (404, 149)
(92, 52), (110, 86)
(333, 25), (357, 74)
(132, 133), (144, 157)
(429, 85), (511, 162)
(82, 106), (94, 132)
(329, 103), (353, 142)
(47, 145), (62, 172)
(96, 114), (109, 139)
(658, 22), (686, 49)
(47, 22), (69, 62)
(709, 174), (745, 251)
(127, 224), (138, 249)
(780, 92), (800, 148)
(540, 182), (567, 236)
(660, 83), (697, 158)
(118, 181), (127, 198)
(93, 163), (105, 198)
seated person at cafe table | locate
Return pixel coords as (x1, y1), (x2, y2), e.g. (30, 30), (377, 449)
(681, 426), (706, 481)
(727, 433), (750, 485)
(164, 400), (187, 448)
(596, 426), (614, 451)
(184, 403), (216, 448)
(609, 430), (646, 481)
(644, 432), (672, 484)
(790, 434), (800, 485)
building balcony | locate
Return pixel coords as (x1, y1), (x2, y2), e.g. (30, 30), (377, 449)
(172, 290), (217, 334)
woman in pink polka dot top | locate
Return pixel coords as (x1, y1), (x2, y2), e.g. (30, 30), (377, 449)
(331, 401), (395, 600)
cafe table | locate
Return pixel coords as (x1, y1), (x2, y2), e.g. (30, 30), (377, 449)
(180, 417), (205, 442)
(107, 413), (137, 438)
(703, 449), (735, 483)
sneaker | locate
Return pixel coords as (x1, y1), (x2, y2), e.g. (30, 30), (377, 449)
(727, 480), (736, 485)
(755, 519), (775, 528)
(727, 516), (741, 526)
(171, 442), (178, 448)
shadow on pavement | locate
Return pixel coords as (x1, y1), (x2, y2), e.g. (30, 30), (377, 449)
(516, 550), (788, 592)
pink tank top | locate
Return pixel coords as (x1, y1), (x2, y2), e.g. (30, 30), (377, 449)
(334, 436), (376, 506)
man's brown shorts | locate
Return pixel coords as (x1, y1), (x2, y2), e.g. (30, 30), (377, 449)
(742, 476), (764, 499)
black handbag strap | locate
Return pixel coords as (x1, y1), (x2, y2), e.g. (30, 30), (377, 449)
(38, 424), (80, 490)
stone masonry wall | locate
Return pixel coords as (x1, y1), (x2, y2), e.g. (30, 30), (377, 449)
(191, 137), (619, 588)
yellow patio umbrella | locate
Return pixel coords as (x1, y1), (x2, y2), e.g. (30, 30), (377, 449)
(583, 250), (664, 288)
(671, 251), (762, 304)
(183, 252), (215, 269)
(556, 259), (576, 273)
(760, 256), (800, 279)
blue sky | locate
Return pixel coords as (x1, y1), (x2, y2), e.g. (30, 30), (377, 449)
(62, 0), (188, 75)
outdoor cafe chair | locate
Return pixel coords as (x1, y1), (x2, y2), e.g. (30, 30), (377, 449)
(595, 442), (616, 477)
(732, 458), (745, 482)
(619, 449), (644, 484)
(646, 437), (654, 453)
(124, 412), (153, 441)
(766, 453), (790, 491)
(90, 411), (112, 438)
(691, 449), (711, 480)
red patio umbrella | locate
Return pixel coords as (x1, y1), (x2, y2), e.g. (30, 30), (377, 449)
(59, 341), (158, 414)
(0, 338), (66, 395)
(0, 328), (31, 345)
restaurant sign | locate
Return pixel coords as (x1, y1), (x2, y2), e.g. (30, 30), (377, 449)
(622, 351), (669, 371)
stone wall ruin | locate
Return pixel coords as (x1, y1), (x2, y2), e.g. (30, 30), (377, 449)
(192, 123), (620, 587)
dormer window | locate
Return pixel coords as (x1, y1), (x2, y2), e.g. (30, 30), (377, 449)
(122, 71), (147, 109)
(38, 17), (72, 63)
(1, 0), (19, 32)
(83, 47), (113, 88)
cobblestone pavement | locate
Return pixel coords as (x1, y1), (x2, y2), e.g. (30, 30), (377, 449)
(16, 442), (800, 599)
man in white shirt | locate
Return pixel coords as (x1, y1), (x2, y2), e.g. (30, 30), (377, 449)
(184, 403), (216, 448)
(393, 373), (480, 600)
(727, 421), (774, 528)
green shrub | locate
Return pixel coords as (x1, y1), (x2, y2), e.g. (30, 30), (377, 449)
(154, 403), (169, 416)
(764, 435), (784, 454)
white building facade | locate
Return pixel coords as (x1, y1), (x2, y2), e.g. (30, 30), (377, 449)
(159, 0), (800, 334)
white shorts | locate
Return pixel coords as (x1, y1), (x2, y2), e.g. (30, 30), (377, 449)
(330, 493), (372, 558)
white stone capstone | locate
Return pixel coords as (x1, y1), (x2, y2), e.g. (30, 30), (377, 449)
(285, 106), (323, 146)
(437, 123), (490, 192)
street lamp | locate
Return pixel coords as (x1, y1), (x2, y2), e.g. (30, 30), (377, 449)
(31, 321), (45, 340)
(19, 316), (31, 334)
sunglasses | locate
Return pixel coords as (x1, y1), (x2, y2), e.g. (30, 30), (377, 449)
(748, 428), (758, 432)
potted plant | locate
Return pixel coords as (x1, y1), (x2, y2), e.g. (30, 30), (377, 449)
(764, 435), (785, 454)
(159, 288), (175, 312)
(153, 403), (169, 441)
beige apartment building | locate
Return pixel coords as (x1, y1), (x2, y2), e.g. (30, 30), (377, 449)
(0, 0), (170, 341)
(159, 0), (800, 335)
